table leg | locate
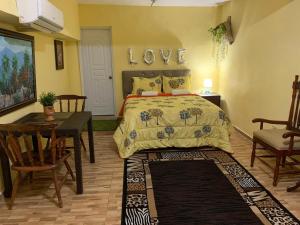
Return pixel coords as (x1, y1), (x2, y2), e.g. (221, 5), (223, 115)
(87, 117), (95, 163)
(73, 133), (83, 194)
(0, 145), (12, 198)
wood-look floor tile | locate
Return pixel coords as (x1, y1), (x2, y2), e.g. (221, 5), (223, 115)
(0, 130), (299, 224)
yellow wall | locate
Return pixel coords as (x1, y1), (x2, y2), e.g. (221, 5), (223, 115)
(66, 41), (82, 94)
(50, 0), (80, 40)
(0, 33), (79, 125)
(0, 0), (80, 40)
(0, 0), (18, 16)
(0, 0), (81, 122)
(79, 5), (219, 113)
(218, 0), (298, 136)
(0, 0), (81, 193)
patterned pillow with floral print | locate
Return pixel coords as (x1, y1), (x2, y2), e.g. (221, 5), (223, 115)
(163, 75), (191, 93)
(131, 76), (162, 95)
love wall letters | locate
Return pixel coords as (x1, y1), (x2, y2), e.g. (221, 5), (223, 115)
(128, 48), (186, 65)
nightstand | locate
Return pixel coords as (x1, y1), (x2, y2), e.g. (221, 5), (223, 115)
(200, 93), (221, 107)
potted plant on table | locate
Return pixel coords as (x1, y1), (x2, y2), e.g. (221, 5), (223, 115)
(39, 92), (57, 121)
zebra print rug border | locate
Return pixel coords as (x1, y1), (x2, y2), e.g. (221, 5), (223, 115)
(121, 148), (300, 225)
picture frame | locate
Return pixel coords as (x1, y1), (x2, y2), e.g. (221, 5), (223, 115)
(54, 40), (64, 70)
(0, 28), (37, 116)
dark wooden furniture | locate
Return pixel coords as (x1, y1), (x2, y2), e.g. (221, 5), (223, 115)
(56, 95), (87, 151)
(287, 181), (300, 192)
(0, 123), (74, 209)
(251, 75), (300, 187)
(200, 93), (221, 107)
(0, 112), (95, 198)
(56, 95), (87, 113)
(122, 69), (190, 98)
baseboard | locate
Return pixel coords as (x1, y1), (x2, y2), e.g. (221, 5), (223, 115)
(233, 126), (252, 141)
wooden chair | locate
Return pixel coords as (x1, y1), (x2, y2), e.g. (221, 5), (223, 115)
(56, 95), (87, 151)
(56, 95), (87, 113)
(251, 75), (300, 186)
(0, 123), (75, 209)
(287, 181), (300, 192)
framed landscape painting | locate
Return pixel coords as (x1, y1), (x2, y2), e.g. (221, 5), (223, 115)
(0, 29), (36, 116)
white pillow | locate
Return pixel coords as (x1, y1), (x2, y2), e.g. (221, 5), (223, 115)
(141, 91), (159, 96)
(171, 89), (191, 95)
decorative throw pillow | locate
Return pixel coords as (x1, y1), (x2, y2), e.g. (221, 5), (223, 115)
(131, 76), (162, 95)
(163, 76), (191, 93)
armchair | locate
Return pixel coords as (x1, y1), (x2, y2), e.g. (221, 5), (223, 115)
(251, 75), (300, 188)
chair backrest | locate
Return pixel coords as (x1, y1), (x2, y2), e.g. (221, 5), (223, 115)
(288, 75), (300, 130)
(0, 123), (64, 167)
(56, 95), (87, 112)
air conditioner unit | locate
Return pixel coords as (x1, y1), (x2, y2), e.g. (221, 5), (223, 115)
(16, 0), (64, 33)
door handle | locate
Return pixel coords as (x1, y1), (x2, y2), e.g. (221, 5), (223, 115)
(108, 76), (112, 80)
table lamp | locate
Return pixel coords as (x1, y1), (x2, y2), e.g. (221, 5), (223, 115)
(203, 79), (213, 94)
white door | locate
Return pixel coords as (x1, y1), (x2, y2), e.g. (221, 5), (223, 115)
(80, 29), (115, 115)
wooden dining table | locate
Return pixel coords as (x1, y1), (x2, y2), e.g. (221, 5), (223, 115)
(0, 112), (95, 198)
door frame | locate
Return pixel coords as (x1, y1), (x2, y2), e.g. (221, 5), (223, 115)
(79, 27), (116, 116)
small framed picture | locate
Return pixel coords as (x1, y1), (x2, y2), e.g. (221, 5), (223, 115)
(54, 40), (64, 70)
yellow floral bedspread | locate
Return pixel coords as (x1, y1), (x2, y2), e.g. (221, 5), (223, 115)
(113, 95), (232, 158)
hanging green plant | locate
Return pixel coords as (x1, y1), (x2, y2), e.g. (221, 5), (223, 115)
(208, 16), (234, 64)
(208, 23), (227, 44)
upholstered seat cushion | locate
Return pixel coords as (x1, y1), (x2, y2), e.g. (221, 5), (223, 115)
(253, 129), (300, 150)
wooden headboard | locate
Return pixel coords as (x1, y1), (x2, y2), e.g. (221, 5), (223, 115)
(122, 69), (190, 98)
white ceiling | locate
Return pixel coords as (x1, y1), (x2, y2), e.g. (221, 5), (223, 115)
(77, 0), (230, 7)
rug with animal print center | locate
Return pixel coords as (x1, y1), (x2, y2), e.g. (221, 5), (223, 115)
(121, 148), (300, 225)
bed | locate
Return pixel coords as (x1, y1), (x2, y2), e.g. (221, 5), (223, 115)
(113, 69), (232, 158)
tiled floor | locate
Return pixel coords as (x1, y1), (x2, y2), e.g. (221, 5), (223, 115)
(0, 130), (299, 224)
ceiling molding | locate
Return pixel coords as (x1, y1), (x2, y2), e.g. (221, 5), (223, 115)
(77, 0), (230, 7)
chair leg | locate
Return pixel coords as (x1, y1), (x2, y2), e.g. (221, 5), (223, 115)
(281, 155), (286, 168)
(273, 154), (281, 186)
(9, 172), (21, 210)
(80, 135), (87, 152)
(287, 180), (300, 192)
(52, 170), (63, 208)
(29, 172), (33, 183)
(64, 160), (75, 181)
(251, 141), (257, 167)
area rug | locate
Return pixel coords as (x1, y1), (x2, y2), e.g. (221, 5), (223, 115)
(93, 120), (119, 131)
(121, 148), (300, 225)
